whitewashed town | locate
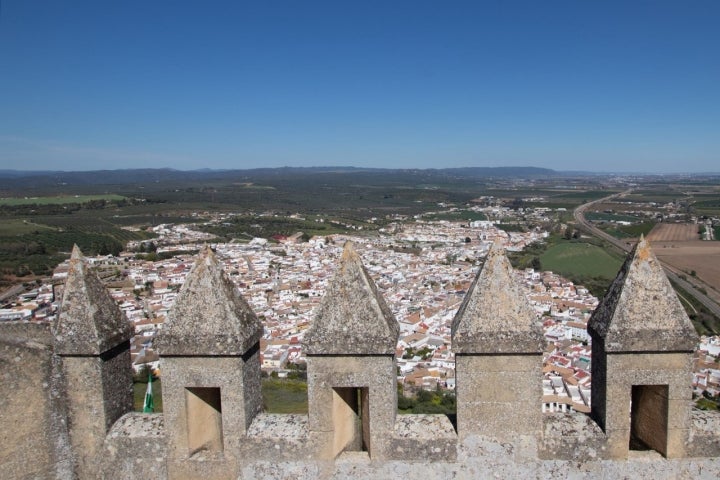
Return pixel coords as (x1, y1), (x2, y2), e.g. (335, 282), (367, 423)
(3, 209), (719, 415)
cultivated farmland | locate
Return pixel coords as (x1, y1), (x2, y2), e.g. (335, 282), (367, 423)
(644, 223), (720, 305)
(647, 223), (699, 242)
(0, 194), (126, 206)
(540, 242), (624, 279)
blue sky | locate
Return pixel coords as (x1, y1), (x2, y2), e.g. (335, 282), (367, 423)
(0, 1), (718, 173)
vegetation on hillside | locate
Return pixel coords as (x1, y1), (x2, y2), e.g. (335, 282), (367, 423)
(671, 280), (720, 335)
(0, 201), (156, 286)
(397, 386), (456, 415)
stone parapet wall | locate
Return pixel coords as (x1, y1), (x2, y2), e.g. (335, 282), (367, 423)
(102, 413), (167, 479)
(0, 322), (74, 480)
(4, 242), (720, 479)
(688, 409), (720, 457)
(103, 425), (720, 480)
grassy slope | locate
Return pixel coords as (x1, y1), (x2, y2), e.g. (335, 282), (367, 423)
(262, 378), (308, 413)
(540, 242), (623, 278)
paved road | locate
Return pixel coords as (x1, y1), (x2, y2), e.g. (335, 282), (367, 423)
(573, 191), (720, 318)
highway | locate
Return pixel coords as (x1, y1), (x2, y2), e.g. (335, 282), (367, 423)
(573, 191), (720, 318)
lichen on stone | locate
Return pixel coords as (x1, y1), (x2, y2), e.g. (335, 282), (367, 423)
(303, 241), (399, 355)
(451, 240), (544, 354)
(53, 245), (132, 355)
(156, 245), (262, 356)
(588, 235), (698, 352)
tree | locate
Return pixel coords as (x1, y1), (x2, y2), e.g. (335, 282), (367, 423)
(531, 256), (542, 271)
(416, 389), (433, 403)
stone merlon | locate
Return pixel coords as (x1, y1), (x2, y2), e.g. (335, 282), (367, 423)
(53, 245), (132, 355)
(451, 241), (544, 353)
(303, 241), (400, 355)
(155, 246), (262, 355)
(588, 235), (698, 352)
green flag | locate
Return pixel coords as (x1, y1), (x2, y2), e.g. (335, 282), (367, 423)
(143, 372), (154, 413)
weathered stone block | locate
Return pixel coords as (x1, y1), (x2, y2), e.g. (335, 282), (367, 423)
(608, 352), (691, 372)
(102, 413), (167, 479)
(155, 247), (262, 356)
(459, 401), (540, 440)
(307, 355), (397, 460)
(244, 413), (312, 461)
(688, 410), (720, 457)
(0, 323), (73, 480)
(459, 371), (541, 403)
(456, 353), (541, 373)
(390, 414), (457, 461)
(539, 414), (609, 460)
(303, 242), (399, 356)
(666, 427), (689, 459)
(162, 354), (261, 477)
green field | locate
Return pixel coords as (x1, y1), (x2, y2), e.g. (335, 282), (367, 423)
(0, 219), (56, 236)
(585, 212), (640, 222)
(423, 210), (488, 222)
(0, 194), (126, 206)
(689, 196), (720, 216)
(540, 242), (623, 279)
(133, 379), (163, 412)
(552, 190), (619, 202)
(262, 378), (308, 413)
(132, 377), (311, 414)
(601, 221), (656, 239)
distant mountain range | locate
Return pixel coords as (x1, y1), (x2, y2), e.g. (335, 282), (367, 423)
(0, 166), (559, 188)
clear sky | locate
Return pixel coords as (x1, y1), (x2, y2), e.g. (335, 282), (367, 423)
(0, 1), (718, 173)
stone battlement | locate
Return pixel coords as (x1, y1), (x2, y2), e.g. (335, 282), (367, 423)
(2, 239), (720, 479)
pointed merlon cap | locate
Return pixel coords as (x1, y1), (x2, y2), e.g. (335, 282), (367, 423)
(588, 235), (698, 352)
(303, 241), (400, 355)
(54, 245), (132, 355)
(156, 246), (262, 356)
(451, 240), (544, 354)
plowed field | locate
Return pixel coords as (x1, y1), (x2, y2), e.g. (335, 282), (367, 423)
(646, 223), (720, 302)
(647, 223), (698, 242)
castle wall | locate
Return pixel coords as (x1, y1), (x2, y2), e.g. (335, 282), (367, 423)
(0, 322), (74, 480)
(101, 413), (167, 479)
(61, 343), (133, 477)
(456, 354), (541, 441)
(306, 355), (397, 460)
(237, 453), (720, 479)
(603, 352), (693, 459)
(4, 243), (720, 479)
(98, 411), (720, 480)
(161, 353), (262, 480)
